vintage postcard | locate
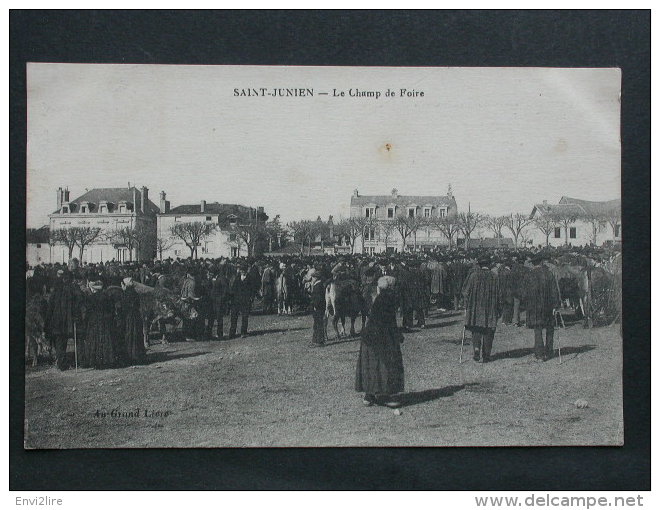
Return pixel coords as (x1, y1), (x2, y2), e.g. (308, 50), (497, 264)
(25, 64), (622, 448)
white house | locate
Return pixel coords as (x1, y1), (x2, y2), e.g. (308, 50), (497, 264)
(26, 226), (51, 266)
(156, 194), (267, 259)
(528, 196), (621, 247)
(48, 186), (159, 263)
(349, 188), (458, 253)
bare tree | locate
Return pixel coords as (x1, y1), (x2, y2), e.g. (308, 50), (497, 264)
(106, 225), (148, 261)
(265, 215), (286, 252)
(485, 215), (508, 245)
(393, 215), (420, 252)
(582, 211), (607, 246)
(504, 213), (532, 249)
(361, 217), (380, 253)
(533, 215), (557, 247)
(603, 206), (622, 239)
(70, 227), (103, 261)
(458, 211), (484, 250)
(50, 227), (78, 261)
(170, 222), (217, 259)
(155, 236), (176, 261)
(432, 215), (461, 249)
(379, 220), (397, 251)
(286, 220), (309, 255)
(235, 219), (267, 257)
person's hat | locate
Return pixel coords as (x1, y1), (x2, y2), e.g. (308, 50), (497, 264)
(122, 277), (134, 287)
(477, 256), (491, 267)
(56, 269), (64, 276)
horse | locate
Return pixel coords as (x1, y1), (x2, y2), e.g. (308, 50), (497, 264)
(276, 268), (293, 315)
(324, 279), (363, 339)
(133, 282), (199, 348)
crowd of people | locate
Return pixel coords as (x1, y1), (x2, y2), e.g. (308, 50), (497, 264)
(25, 244), (621, 408)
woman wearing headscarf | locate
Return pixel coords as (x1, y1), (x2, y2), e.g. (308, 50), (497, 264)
(120, 277), (146, 364)
(80, 279), (121, 369)
(355, 275), (405, 408)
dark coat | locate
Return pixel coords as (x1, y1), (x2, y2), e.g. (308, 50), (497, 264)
(309, 279), (325, 312)
(121, 286), (145, 364)
(45, 279), (79, 339)
(355, 289), (405, 396)
(80, 290), (121, 369)
(229, 274), (254, 310)
(462, 268), (500, 330)
(522, 266), (561, 329)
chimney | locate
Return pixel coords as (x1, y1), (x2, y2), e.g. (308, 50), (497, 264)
(132, 187), (137, 212)
(56, 187), (63, 211)
(159, 191), (170, 214)
(353, 189), (359, 198)
(200, 200), (206, 213)
(63, 187), (70, 202)
(141, 186), (148, 213)
(447, 183), (453, 198)
(391, 188), (398, 198)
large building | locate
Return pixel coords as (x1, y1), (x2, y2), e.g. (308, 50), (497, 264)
(156, 194), (267, 259)
(26, 226), (51, 267)
(529, 196), (621, 247)
(349, 188), (458, 253)
(48, 186), (158, 263)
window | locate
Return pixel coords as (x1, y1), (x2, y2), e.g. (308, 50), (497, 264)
(99, 205), (107, 214)
(119, 204), (126, 213)
(36, 244), (41, 249)
(615, 224), (621, 237)
(206, 216), (212, 222)
(387, 208), (394, 218)
(408, 208), (416, 218)
(569, 227), (577, 239)
(554, 227), (561, 238)
(174, 249), (180, 256)
(365, 207), (375, 218)
(80, 206), (87, 213)
(423, 208), (431, 218)
(438, 208), (447, 218)
(174, 216), (181, 222)
(364, 227), (376, 241)
(231, 247), (238, 257)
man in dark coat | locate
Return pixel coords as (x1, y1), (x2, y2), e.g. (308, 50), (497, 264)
(260, 263), (276, 314)
(308, 269), (326, 347)
(208, 270), (229, 339)
(522, 256), (561, 361)
(44, 270), (79, 370)
(180, 268), (199, 341)
(462, 257), (501, 363)
(228, 265), (254, 338)
(355, 276), (404, 408)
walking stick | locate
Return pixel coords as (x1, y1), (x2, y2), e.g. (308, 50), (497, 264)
(459, 325), (466, 364)
(554, 310), (563, 365)
(73, 322), (78, 371)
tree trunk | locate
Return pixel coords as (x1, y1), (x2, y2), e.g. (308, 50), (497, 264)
(564, 225), (569, 246)
(68, 245), (75, 261)
(78, 245), (85, 262)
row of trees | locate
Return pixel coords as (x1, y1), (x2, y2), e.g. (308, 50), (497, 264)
(47, 206), (621, 262)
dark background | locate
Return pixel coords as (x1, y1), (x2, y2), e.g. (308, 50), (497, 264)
(10, 10), (650, 490)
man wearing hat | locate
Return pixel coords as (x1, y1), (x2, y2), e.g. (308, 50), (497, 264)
(462, 256), (501, 363)
(308, 269), (326, 347)
(44, 270), (79, 370)
(228, 264), (254, 338)
(521, 254), (561, 361)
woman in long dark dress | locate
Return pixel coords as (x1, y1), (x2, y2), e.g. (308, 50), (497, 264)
(121, 277), (146, 365)
(80, 280), (121, 369)
(355, 276), (405, 408)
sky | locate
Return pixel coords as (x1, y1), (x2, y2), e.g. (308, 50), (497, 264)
(27, 65), (621, 228)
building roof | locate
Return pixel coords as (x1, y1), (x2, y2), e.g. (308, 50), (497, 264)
(51, 187), (160, 215)
(531, 196), (620, 219)
(26, 226), (50, 244)
(351, 194), (456, 208)
(165, 202), (268, 221)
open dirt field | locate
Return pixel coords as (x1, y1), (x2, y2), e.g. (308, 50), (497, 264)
(24, 308), (623, 448)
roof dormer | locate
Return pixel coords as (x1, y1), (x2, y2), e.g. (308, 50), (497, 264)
(79, 201), (94, 213)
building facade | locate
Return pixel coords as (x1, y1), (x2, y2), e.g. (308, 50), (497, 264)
(156, 195), (267, 259)
(349, 188), (458, 253)
(48, 186), (158, 263)
(528, 196), (621, 247)
(26, 226), (51, 266)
